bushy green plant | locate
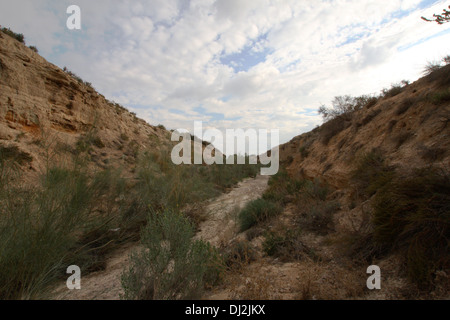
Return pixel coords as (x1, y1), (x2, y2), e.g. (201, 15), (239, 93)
(238, 199), (282, 232)
(0, 148), (131, 299)
(0, 162), (91, 299)
(121, 210), (221, 300)
(371, 168), (450, 288)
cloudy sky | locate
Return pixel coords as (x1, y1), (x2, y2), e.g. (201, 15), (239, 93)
(1, 0), (449, 150)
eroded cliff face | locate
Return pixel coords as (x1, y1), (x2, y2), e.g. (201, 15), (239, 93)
(0, 29), (170, 176)
(280, 67), (449, 193)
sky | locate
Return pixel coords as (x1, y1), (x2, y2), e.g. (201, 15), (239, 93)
(1, 0), (449, 152)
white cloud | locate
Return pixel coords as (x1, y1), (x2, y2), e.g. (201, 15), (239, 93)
(1, 0), (449, 150)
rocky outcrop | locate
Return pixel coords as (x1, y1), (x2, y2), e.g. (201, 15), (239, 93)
(0, 29), (170, 175)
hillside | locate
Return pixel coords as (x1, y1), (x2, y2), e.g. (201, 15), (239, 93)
(202, 61), (449, 300)
(0, 29), (170, 178)
(0, 26), (448, 300)
(280, 67), (449, 191)
(263, 63), (450, 298)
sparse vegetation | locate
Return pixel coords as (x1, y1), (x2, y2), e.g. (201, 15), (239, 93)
(263, 229), (307, 261)
(381, 83), (404, 98)
(62, 67), (93, 88)
(238, 198), (283, 232)
(0, 134), (262, 299)
(392, 130), (413, 149)
(423, 61), (443, 75)
(262, 170), (305, 205)
(318, 95), (380, 144)
(320, 115), (352, 145)
(371, 168), (450, 288)
(358, 109), (382, 127)
(318, 95), (378, 122)
(423, 57), (450, 87)
(301, 201), (340, 235)
(121, 209), (221, 300)
(428, 88), (450, 105)
(1, 27), (25, 43)
(28, 46), (38, 53)
(222, 240), (256, 270)
(0, 157), (129, 299)
(351, 149), (396, 197)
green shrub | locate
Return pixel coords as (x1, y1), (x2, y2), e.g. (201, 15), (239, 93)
(1, 27), (25, 43)
(351, 149), (396, 197)
(238, 199), (283, 232)
(0, 138), (263, 298)
(121, 210), (221, 300)
(0, 152), (131, 299)
(199, 155), (260, 190)
(0, 164), (91, 299)
(429, 88), (450, 105)
(371, 168), (450, 288)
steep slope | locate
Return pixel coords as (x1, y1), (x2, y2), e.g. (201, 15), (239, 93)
(281, 68), (449, 192)
(0, 29), (170, 177)
(270, 65), (450, 297)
